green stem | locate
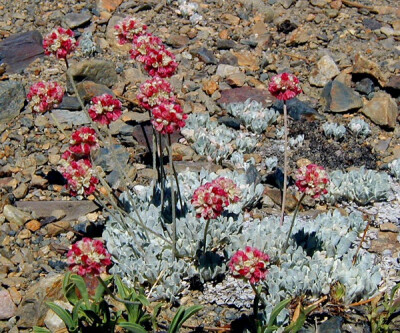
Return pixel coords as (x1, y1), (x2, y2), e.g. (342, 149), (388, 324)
(250, 283), (261, 330)
(167, 134), (177, 260)
(202, 218), (212, 254)
(96, 276), (142, 306)
(283, 193), (306, 252)
(280, 101), (288, 226)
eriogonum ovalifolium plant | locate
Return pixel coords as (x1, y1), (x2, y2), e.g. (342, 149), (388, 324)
(67, 238), (112, 277)
(295, 164), (330, 199)
(27, 81), (64, 113)
(114, 16), (147, 45)
(88, 94), (122, 125)
(151, 100), (187, 134)
(43, 27), (78, 60)
(137, 77), (175, 110)
(268, 72), (302, 101)
(68, 127), (99, 157)
(229, 246), (270, 284)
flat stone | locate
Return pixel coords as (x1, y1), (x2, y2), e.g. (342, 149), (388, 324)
(166, 34), (189, 48)
(380, 223), (399, 233)
(363, 18), (382, 30)
(15, 200), (99, 221)
(0, 31), (44, 73)
(94, 145), (130, 172)
(16, 274), (64, 328)
(218, 86), (274, 107)
(273, 98), (324, 121)
(355, 78), (374, 95)
(226, 72), (246, 87)
(76, 81), (115, 102)
(57, 96), (81, 110)
(309, 55), (340, 87)
(67, 59), (118, 88)
(0, 81), (26, 123)
(263, 187), (298, 212)
(386, 75), (400, 91)
(287, 25), (314, 46)
(202, 79), (219, 95)
(63, 11), (92, 29)
(3, 205), (32, 226)
(12, 183), (28, 199)
(51, 109), (91, 125)
(353, 53), (387, 87)
(362, 92), (398, 129)
(25, 220), (41, 232)
(370, 231), (400, 255)
(219, 52), (238, 66)
(97, 0), (123, 12)
(322, 80), (363, 112)
(46, 221), (71, 237)
(232, 51), (260, 71)
(0, 290), (17, 320)
(192, 47), (217, 65)
(216, 39), (236, 50)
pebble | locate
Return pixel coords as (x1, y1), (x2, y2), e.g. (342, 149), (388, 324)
(362, 92), (398, 129)
(3, 205), (32, 227)
(0, 290), (17, 320)
(322, 80), (363, 112)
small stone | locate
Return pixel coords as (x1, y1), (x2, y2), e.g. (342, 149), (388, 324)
(355, 78), (374, 95)
(219, 52), (238, 66)
(44, 300), (73, 332)
(362, 92), (398, 129)
(97, 0), (123, 12)
(166, 34), (189, 48)
(76, 81), (115, 102)
(63, 11), (92, 29)
(0, 81), (26, 123)
(8, 287), (22, 306)
(3, 205), (32, 226)
(18, 229), (31, 240)
(48, 154), (60, 165)
(218, 86), (273, 106)
(46, 221), (71, 237)
(380, 223), (398, 233)
(218, 116), (241, 130)
(192, 47), (217, 65)
(322, 80), (363, 112)
(216, 39), (236, 50)
(296, 158), (313, 168)
(12, 183), (28, 199)
(386, 75), (400, 91)
(309, 55), (340, 87)
(353, 53), (387, 87)
(58, 96), (81, 110)
(51, 109), (91, 126)
(221, 14), (240, 25)
(216, 64), (241, 78)
(172, 143), (195, 161)
(264, 187), (298, 212)
(287, 26), (314, 46)
(232, 51), (260, 71)
(86, 212), (98, 222)
(25, 220), (41, 232)
(31, 174), (48, 188)
(50, 209), (66, 220)
(0, 290), (17, 320)
(202, 79), (219, 95)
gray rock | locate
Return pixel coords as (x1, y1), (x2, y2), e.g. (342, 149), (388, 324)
(63, 11), (92, 29)
(3, 205), (32, 227)
(355, 78), (374, 95)
(0, 290), (17, 320)
(219, 52), (238, 66)
(0, 31), (44, 74)
(273, 98), (325, 121)
(58, 96), (81, 110)
(192, 47), (217, 64)
(216, 64), (241, 78)
(94, 145), (130, 172)
(322, 80), (363, 112)
(309, 55), (340, 87)
(0, 81), (26, 123)
(318, 316), (343, 333)
(216, 39), (237, 50)
(363, 18), (382, 30)
(386, 75), (400, 91)
(51, 109), (90, 125)
(362, 92), (398, 129)
(218, 86), (274, 106)
(67, 59), (118, 88)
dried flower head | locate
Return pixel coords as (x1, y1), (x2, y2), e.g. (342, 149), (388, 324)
(69, 127), (99, 157)
(67, 238), (112, 277)
(229, 246), (270, 284)
(137, 77), (175, 110)
(212, 177), (241, 204)
(151, 100), (187, 134)
(268, 72), (302, 101)
(61, 159), (99, 197)
(114, 16), (147, 45)
(43, 27), (78, 59)
(130, 33), (178, 78)
(295, 164), (329, 199)
(88, 94), (122, 125)
(27, 81), (64, 113)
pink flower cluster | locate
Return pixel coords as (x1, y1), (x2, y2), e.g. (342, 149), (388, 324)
(130, 33), (178, 78)
(137, 77), (175, 110)
(67, 237), (112, 277)
(114, 16), (147, 45)
(191, 177), (240, 220)
(61, 159), (99, 197)
(27, 81), (64, 113)
(295, 164), (329, 199)
(68, 127), (99, 157)
(151, 100), (187, 135)
(88, 94), (122, 125)
(43, 27), (78, 59)
(268, 72), (302, 101)
(229, 246), (270, 284)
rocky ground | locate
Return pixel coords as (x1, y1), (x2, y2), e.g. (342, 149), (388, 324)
(0, 0), (400, 331)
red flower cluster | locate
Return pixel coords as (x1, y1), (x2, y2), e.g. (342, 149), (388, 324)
(130, 33), (178, 78)
(69, 127), (99, 157)
(43, 27), (78, 59)
(268, 72), (302, 101)
(229, 246), (270, 284)
(88, 94), (122, 125)
(114, 16), (147, 45)
(67, 238), (112, 277)
(137, 77), (175, 110)
(295, 164), (329, 199)
(27, 81), (64, 113)
(60, 159), (99, 197)
(191, 177), (240, 220)
(151, 100), (187, 134)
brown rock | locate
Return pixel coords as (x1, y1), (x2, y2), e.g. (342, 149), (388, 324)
(203, 79), (219, 95)
(0, 290), (17, 320)
(218, 86), (274, 107)
(370, 231), (400, 255)
(380, 223), (399, 233)
(96, 0), (123, 12)
(172, 143), (195, 161)
(166, 34), (189, 48)
(322, 80), (363, 112)
(353, 53), (387, 87)
(232, 51), (260, 71)
(287, 26), (314, 46)
(18, 229), (32, 240)
(76, 81), (114, 102)
(3, 205), (32, 226)
(25, 220), (41, 232)
(362, 92), (398, 129)
(31, 174), (48, 188)
(226, 72), (246, 87)
(46, 221), (71, 237)
(386, 75), (400, 91)
(330, 0), (342, 9)
(263, 187), (298, 212)
(221, 14), (240, 25)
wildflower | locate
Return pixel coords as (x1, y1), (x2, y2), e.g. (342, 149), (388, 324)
(191, 181), (230, 220)
(212, 177), (241, 204)
(27, 81), (64, 113)
(43, 27), (78, 59)
(229, 246), (270, 284)
(114, 16), (147, 45)
(151, 100), (187, 134)
(88, 94), (122, 125)
(268, 72), (302, 101)
(69, 127), (99, 157)
(295, 164), (329, 199)
(67, 238), (112, 277)
(61, 159), (99, 197)
(137, 77), (175, 110)
(130, 33), (178, 78)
